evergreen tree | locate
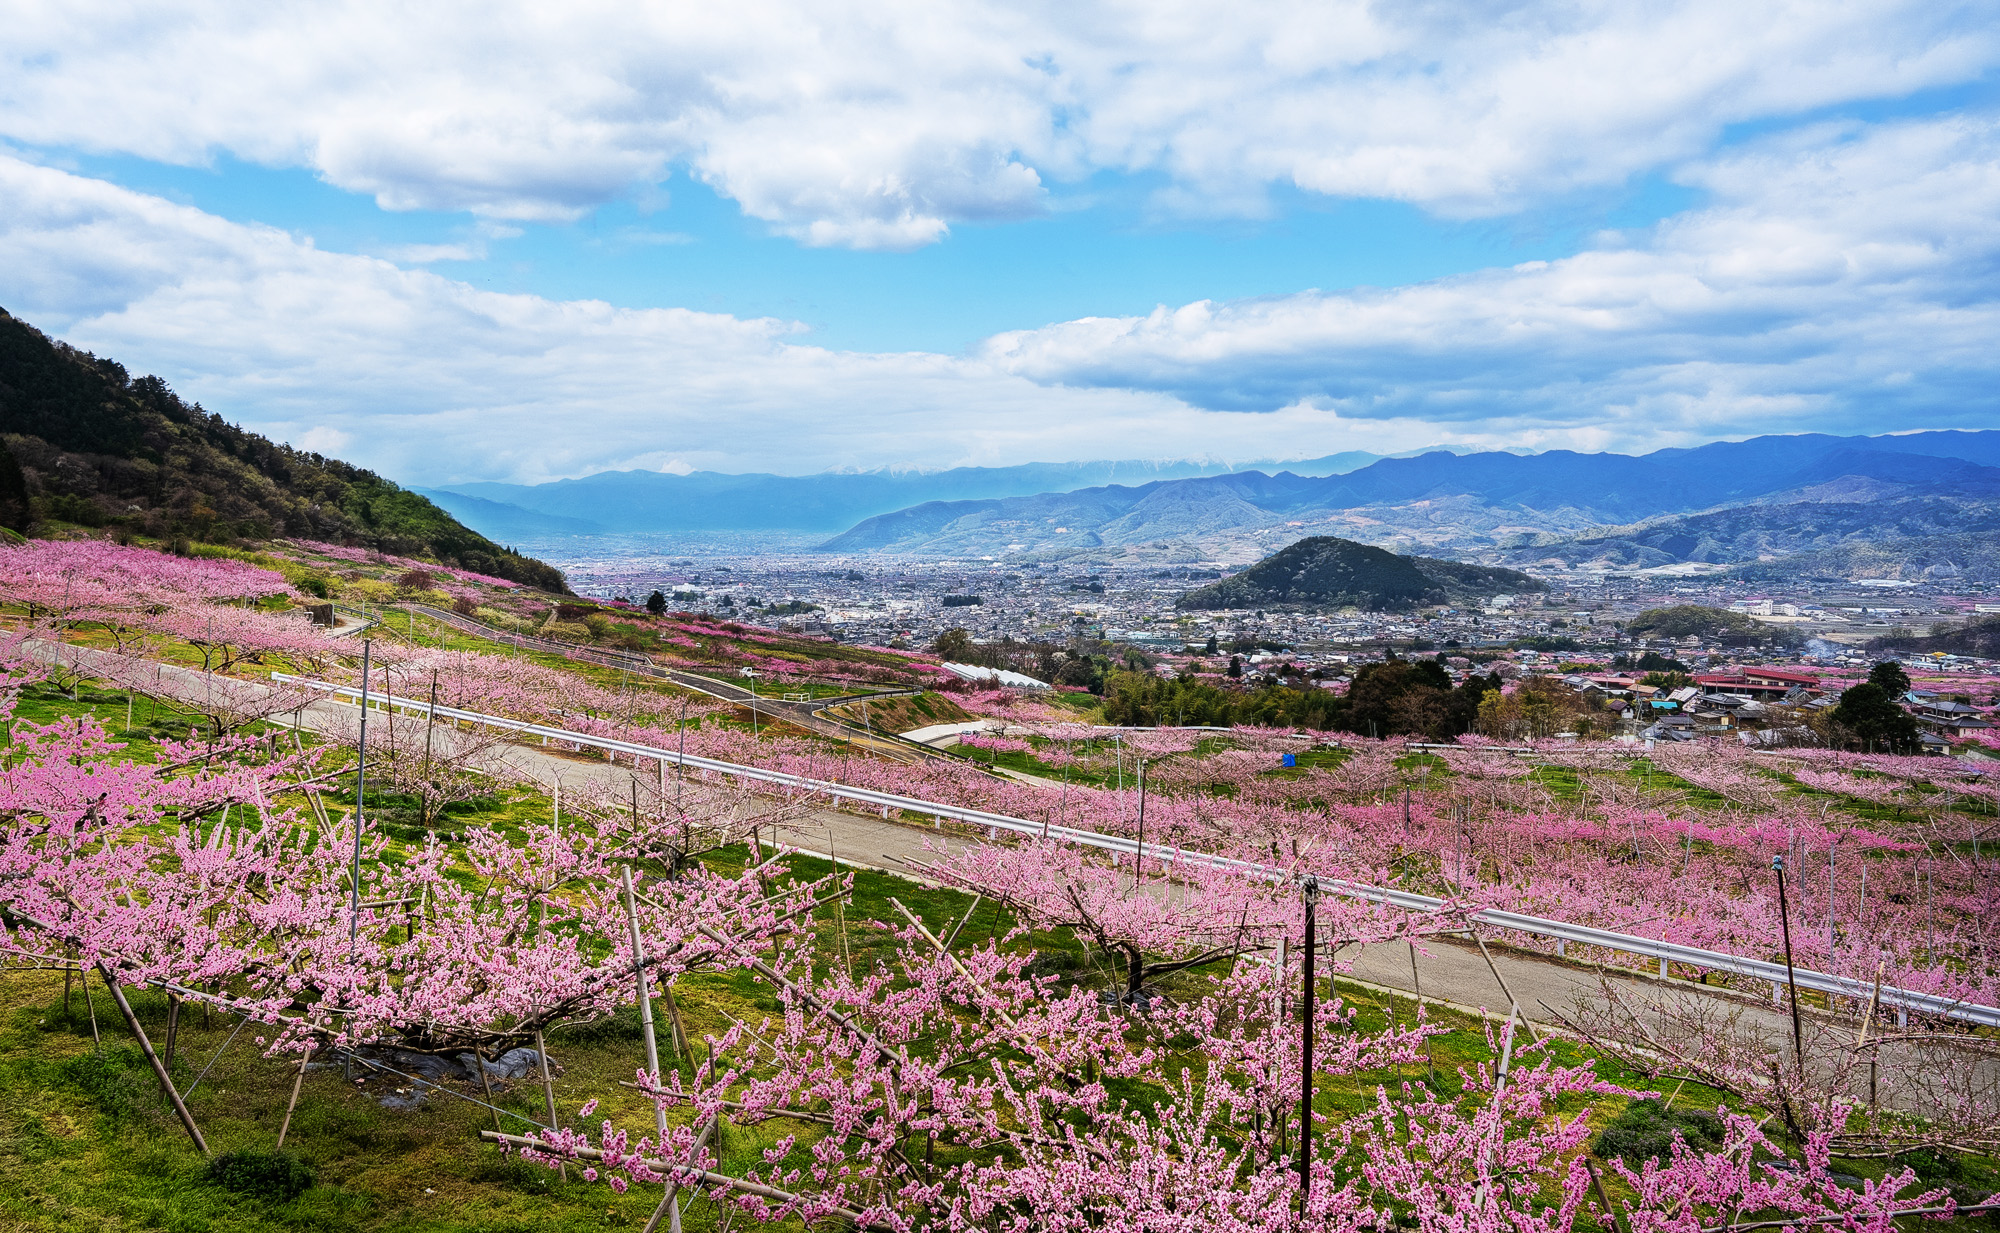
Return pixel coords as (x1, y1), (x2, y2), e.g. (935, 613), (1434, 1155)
(1830, 682), (1921, 753)
(1868, 659), (1912, 698)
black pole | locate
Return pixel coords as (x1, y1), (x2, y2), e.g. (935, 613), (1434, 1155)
(1299, 874), (1320, 1214)
(1773, 855), (1805, 1075)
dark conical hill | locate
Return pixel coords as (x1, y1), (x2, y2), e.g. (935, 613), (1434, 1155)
(1176, 535), (1542, 611)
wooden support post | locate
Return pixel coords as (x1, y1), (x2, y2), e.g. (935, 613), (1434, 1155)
(534, 1029), (564, 1179)
(642, 1114), (718, 1233)
(661, 983), (688, 1060)
(99, 967), (208, 1155)
(276, 1045), (312, 1148)
(1470, 931), (1540, 1044)
(81, 966), (101, 1049)
(163, 994), (181, 1071)
(476, 1047), (504, 1134)
(624, 866), (672, 1147)
(1585, 1156), (1623, 1233)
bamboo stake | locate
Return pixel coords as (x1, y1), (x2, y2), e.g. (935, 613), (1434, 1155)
(645, 1113), (720, 1233)
(99, 967), (208, 1155)
(163, 993), (181, 1071)
(624, 866), (672, 1153)
(82, 965), (101, 1049)
(1585, 1156), (1624, 1233)
(1860, 959), (1884, 1112)
(533, 1029), (564, 1178)
(476, 1047), (503, 1134)
(1411, 940), (1433, 1080)
(276, 1045), (312, 1148)
(1470, 930), (1541, 1044)
(661, 983), (688, 1059)
(831, 835), (852, 980)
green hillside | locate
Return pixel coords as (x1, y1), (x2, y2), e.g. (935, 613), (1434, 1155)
(1175, 535), (1542, 611)
(0, 308), (567, 591)
(1625, 605), (1762, 640)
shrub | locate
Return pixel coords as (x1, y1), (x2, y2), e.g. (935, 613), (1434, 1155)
(1592, 1098), (1724, 1167)
(452, 596), (480, 616)
(206, 1149), (317, 1203)
(398, 568), (436, 591)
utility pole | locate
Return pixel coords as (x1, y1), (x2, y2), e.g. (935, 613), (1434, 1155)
(1773, 855), (1805, 1076)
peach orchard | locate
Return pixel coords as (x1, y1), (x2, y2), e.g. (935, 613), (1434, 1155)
(0, 537), (1990, 1231)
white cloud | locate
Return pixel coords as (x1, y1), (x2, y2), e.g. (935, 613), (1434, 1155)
(981, 115), (2000, 438)
(0, 152), (1231, 481)
(2, 113), (1997, 485)
(296, 425), (352, 456)
(2, 1), (1993, 245)
(376, 241), (484, 264)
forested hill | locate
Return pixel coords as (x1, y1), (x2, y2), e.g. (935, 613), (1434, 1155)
(1177, 535), (1543, 611)
(0, 309), (568, 592)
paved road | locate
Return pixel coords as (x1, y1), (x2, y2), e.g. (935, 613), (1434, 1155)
(33, 637), (1991, 1109)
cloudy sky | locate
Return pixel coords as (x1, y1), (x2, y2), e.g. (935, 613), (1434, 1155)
(3, 1), (1998, 485)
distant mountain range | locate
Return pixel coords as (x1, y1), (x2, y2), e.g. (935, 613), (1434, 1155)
(418, 447), (1502, 539)
(1177, 536), (1542, 612)
(816, 431), (2000, 563)
(1504, 491), (2000, 579)
(1729, 531), (2000, 584)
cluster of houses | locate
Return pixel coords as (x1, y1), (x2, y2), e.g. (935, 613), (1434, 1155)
(1561, 663), (1994, 750)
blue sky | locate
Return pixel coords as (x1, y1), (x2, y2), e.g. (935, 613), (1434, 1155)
(68, 152), (1702, 355)
(3, 2), (1999, 483)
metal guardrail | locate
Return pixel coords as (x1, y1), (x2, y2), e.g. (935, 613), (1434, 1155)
(275, 673), (2000, 1029)
(1405, 742), (1537, 754)
(328, 603), (381, 638)
(809, 687), (925, 711)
